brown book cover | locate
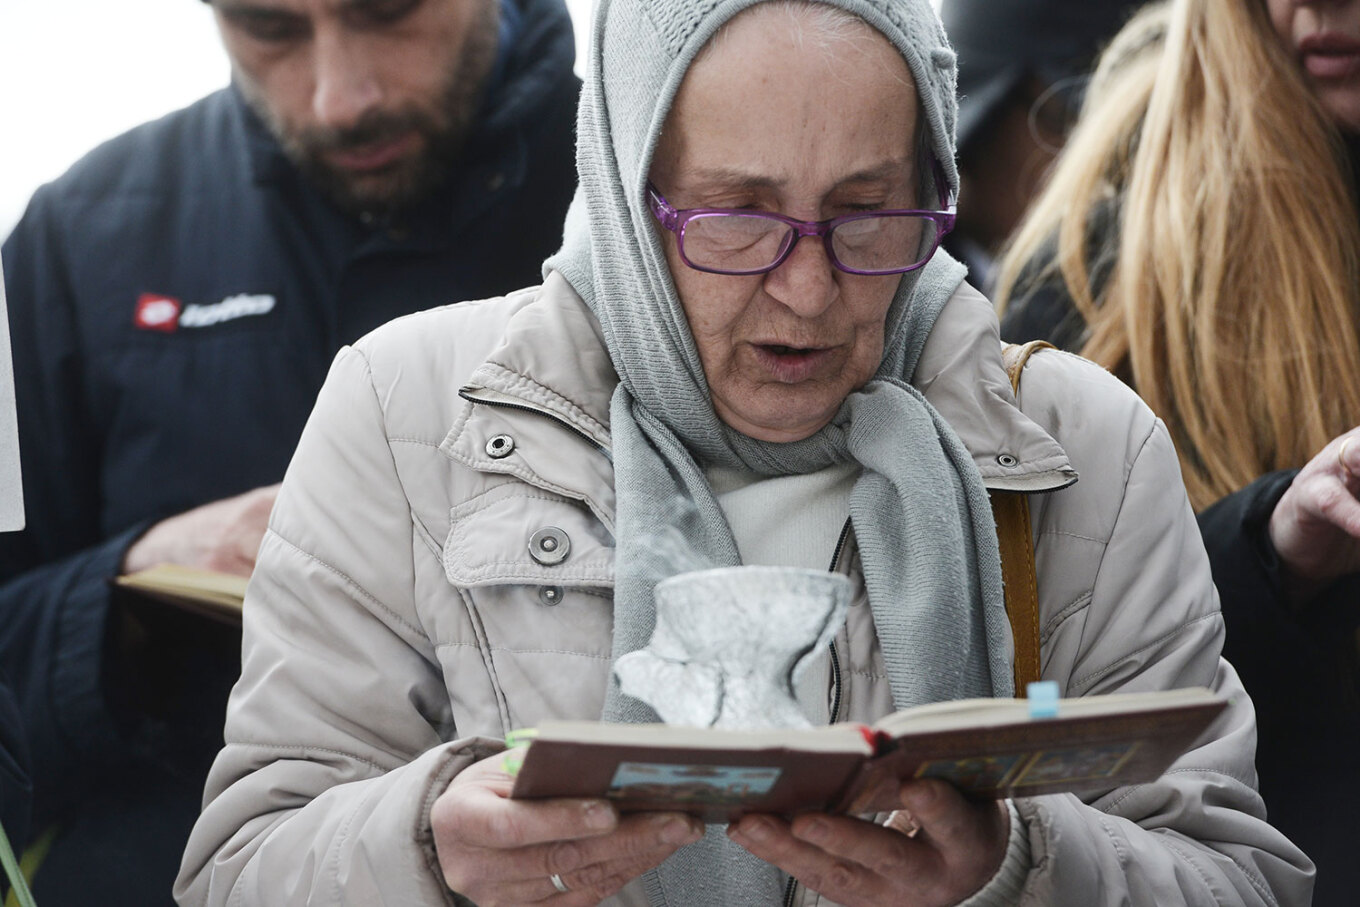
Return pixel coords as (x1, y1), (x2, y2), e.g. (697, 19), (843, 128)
(509, 688), (1227, 823)
(113, 564), (248, 628)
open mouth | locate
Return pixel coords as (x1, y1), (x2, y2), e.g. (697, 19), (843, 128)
(753, 343), (832, 382)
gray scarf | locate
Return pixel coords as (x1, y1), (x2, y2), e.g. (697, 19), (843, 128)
(545, 1), (1013, 902)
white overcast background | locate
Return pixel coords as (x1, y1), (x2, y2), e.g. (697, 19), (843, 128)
(0, 0), (942, 240)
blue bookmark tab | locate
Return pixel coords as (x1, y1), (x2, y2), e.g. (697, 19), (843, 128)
(1026, 680), (1060, 719)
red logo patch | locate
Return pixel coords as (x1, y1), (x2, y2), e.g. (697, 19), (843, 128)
(134, 294), (182, 332)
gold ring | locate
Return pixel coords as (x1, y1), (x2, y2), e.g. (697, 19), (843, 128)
(885, 809), (921, 838)
(550, 873), (570, 894)
(1340, 437), (1355, 479)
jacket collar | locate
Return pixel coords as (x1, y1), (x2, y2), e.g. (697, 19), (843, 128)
(458, 273), (1075, 493)
(914, 281), (1077, 492)
(459, 272), (617, 449)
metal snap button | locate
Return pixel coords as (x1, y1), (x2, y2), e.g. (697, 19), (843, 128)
(539, 586), (564, 606)
(997, 454), (1019, 468)
(485, 434), (515, 459)
(528, 527), (571, 565)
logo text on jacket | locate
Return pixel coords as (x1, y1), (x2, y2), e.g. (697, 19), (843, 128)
(133, 293), (276, 332)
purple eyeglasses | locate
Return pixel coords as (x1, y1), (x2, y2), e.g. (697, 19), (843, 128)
(646, 182), (955, 277)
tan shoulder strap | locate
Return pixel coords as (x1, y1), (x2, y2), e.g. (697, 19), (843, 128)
(991, 340), (1052, 693)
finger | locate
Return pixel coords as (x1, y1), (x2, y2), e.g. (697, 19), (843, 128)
(730, 814), (884, 903)
(476, 872), (568, 905)
(486, 865), (637, 905)
(542, 821), (703, 903)
(898, 779), (964, 836)
(898, 780), (1008, 855)
(1337, 431), (1360, 480)
(789, 812), (925, 876)
(538, 813), (703, 879)
(208, 548), (257, 577)
(1325, 482), (1360, 535)
(437, 758), (620, 851)
(477, 815), (702, 904)
(1302, 474), (1360, 537)
(844, 767), (902, 814)
(470, 811), (702, 885)
(453, 785), (619, 851)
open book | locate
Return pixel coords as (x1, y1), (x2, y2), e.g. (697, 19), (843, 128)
(509, 687), (1226, 822)
(113, 564), (247, 627)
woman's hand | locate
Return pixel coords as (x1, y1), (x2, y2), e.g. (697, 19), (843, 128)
(728, 779), (1010, 907)
(430, 751), (704, 906)
(1269, 427), (1360, 604)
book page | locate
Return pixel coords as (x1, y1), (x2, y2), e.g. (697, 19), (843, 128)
(114, 564), (248, 626)
(532, 720), (872, 753)
(872, 687), (1221, 737)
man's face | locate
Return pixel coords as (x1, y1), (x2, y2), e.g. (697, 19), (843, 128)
(213, 0), (499, 216)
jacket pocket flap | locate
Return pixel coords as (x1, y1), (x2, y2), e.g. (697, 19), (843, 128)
(445, 483), (615, 588)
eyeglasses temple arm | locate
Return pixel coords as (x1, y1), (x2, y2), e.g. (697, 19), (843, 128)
(646, 183), (680, 231)
(931, 159), (956, 211)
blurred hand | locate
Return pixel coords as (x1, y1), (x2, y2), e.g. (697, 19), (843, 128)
(431, 751), (704, 905)
(1269, 427), (1360, 604)
(728, 779), (1009, 907)
(121, 484), (281, 577)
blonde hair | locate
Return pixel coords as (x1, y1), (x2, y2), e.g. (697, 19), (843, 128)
(995, 0), (1360, 510)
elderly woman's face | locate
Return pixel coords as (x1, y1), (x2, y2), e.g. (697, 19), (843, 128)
(649, 10), (920, 443)
(1267, 0), (1360, 131)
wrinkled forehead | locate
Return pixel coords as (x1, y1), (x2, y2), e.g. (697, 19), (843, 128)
(655, 8), (923, 195)
(594, 0), (958, 200)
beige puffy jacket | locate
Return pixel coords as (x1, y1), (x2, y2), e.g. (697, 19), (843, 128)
(175, 272), (1313, 906)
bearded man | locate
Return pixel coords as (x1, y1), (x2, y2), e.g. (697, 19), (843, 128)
(0, 1), (578, 903)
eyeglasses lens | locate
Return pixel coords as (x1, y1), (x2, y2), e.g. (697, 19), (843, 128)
(831, 214), (937, 274)
(681, 214), (791, 273)
(680, 212), (939, 275)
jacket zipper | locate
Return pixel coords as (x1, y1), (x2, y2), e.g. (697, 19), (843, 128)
(781, 517), (855, 907)
(825, 518), (851, 726)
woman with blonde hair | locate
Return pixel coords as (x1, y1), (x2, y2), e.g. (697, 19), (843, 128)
(996, 1), (1360, 902)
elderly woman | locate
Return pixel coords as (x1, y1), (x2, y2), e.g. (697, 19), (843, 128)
(175, 1), (1311, 905)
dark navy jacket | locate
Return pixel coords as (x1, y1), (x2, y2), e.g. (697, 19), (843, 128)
(1198, 474), (1360, 907)
(0, 0), (578, 900)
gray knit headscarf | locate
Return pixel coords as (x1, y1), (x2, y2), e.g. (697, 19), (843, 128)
(545, 1), (1012, 902)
